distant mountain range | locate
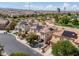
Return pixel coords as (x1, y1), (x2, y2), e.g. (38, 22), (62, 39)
(0, 7), (78, 17)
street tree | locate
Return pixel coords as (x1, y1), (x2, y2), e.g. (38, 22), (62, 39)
(26, 32), (38, 46)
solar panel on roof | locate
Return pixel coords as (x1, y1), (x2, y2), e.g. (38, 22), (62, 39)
(62, 30), (77, 39)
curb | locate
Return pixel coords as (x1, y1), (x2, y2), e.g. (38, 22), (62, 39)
(10, 33), (44, 56)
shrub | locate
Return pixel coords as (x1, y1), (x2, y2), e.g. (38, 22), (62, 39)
(52, 40), (79, 56)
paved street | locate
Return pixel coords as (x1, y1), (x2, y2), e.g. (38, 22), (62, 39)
(0, 33), (43, 56)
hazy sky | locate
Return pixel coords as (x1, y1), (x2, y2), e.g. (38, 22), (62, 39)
(0, 2), (79, 11)
(0, 2), (26, 9)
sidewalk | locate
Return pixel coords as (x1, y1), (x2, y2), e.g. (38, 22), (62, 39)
(0, 30), (8, 56)
(16, 37), (53, 56)
(3, 52), (8, 56)
(10, 33), (53, 56)
(0, 30), (6, 33)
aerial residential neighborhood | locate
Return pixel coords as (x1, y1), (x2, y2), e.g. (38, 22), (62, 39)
(0, 2), (79, 56)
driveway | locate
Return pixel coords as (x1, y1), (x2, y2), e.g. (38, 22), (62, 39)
(0, 33), (43, 56)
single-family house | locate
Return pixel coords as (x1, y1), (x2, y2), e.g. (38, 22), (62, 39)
(51, 28), (78, 44)
(0, 19), (9, 30)
(37, 26), (54, 52)
(18, 21), (30, 32)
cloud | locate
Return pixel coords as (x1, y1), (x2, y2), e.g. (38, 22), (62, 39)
(24, 5), (28, 8)
(73, 5), (77, 8)
(71, 5), (78, 11)
(62, 3), (79, 11)
(72, 5), (77, 9)
(44, 3), (74, 11)
(24, 4), (44, 10)
(46, 4), (53, 8)
(45, 4), (62, 11)
(45, 4), (54, 10)
(24, 3), (79, 11)
(63, 3), (70, 8)
(24, 4), (37, 10)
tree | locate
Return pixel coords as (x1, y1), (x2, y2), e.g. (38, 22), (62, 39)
(13, 16), (17, 19)
(68, 13), (71, 16)
(10, 52), (31, 56)
(26, 32), (38, 46)
(9, 20), (17, 30)
(53, 14), (59, 23)
(5, 27), (10, 32)
(57, 8), (61, 12)
(52, 40), (79, 56)
(58, 15), (70, 25)
(18, 32), (22, 36)
(21, 33), (26, 39)
(72, 18), (79, 25)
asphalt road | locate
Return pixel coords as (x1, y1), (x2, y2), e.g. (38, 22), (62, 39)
(0, 33), (43, 56)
